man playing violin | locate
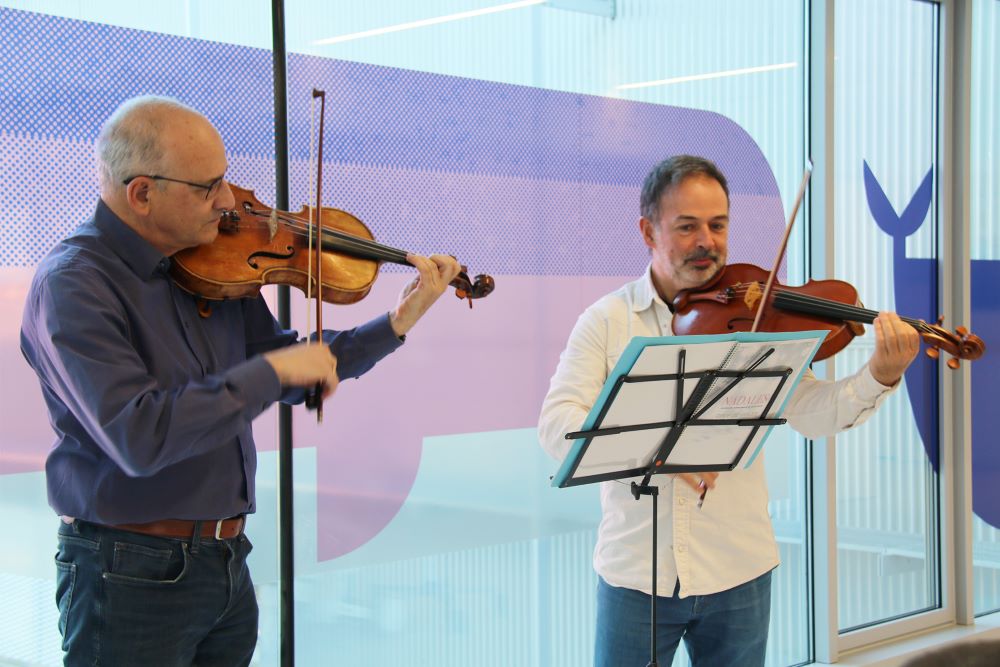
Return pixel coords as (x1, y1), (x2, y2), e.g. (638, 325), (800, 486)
(19, 95), (461, 666)
(538, 155), (921, 667)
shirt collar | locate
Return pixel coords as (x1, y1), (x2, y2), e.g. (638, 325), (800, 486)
(631, 264), (671, 314)
(92, 198), (170, 280)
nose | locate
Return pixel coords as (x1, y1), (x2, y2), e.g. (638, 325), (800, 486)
(215, 180), (236, 211)
(694, 224), (715, 249)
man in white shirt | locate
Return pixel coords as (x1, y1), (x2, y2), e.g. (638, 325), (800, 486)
(537, 155), (921, 666)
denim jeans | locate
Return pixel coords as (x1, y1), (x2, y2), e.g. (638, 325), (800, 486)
(55, 519), (258, 666)
(595, 570), (772, 667)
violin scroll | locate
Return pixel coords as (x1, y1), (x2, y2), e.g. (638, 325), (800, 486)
(452, 269), (495, 308)
(920, 317), (985, 369)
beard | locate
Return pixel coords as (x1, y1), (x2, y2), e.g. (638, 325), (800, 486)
(677, 248), (724, 289)
(684, 248), (720, 265)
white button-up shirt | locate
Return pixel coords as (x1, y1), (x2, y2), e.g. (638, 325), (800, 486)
(538, 267), (895, 598)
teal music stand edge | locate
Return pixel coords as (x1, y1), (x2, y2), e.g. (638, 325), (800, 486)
(551, 329), (828, 488)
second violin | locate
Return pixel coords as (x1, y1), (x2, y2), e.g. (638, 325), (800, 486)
(670, 262), (984, 368)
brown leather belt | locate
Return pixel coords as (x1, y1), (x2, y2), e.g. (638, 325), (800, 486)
(111, 516), (245, 540)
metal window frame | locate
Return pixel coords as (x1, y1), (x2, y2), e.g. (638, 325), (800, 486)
(807, 0), (975, 662)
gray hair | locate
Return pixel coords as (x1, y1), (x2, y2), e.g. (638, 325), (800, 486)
(640, 155), (730, 222)
(95, 95), (200, 191)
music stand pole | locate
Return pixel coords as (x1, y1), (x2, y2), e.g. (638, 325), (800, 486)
(631, 481), (660, 667)
(556, 339), (811, 664)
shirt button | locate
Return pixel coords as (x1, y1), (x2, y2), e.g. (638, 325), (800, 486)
(678, 498), (686, 506)
(677, 545), (686, 553)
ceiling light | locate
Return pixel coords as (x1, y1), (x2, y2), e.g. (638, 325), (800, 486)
(617, 62), (798, 91)
(313, 0), (546, 46)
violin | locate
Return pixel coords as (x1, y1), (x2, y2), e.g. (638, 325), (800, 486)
(169, 183), (496, 309)
(670, 262), (985, 367)
(669, 163), (984, 368)
(170, 89), (493, 420)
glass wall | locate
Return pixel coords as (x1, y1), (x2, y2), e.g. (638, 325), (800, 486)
(833, 0), (941, 632)
(0, 2), (280, 665)
(6, 1), (989, 665)
(283, 2), (808, 666)
(971, 0), (1000, 618)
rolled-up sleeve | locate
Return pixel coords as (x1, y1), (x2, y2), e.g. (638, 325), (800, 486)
(785, 364), (897, 439)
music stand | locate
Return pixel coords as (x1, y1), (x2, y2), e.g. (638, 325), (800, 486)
(552, 331), (825, 667)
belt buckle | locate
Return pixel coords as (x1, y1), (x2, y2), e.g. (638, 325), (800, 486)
(214, 519), (225, 540)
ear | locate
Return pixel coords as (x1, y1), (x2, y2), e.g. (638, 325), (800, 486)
(639, 217), (657, 250)
(124, 178), (153, 216)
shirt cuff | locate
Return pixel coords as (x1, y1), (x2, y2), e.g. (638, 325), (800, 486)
(856, 362), (898, 402)
(364, 312), (407, 348)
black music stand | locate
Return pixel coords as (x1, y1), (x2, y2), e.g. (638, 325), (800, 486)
(552, 332), (825, 667)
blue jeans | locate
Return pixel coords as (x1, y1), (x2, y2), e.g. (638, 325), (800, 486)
(595, 571), (772, 667)
(55, 519), (258, 666)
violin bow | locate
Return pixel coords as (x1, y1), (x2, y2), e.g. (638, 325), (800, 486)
(750, 160), (813, 333)
(305, 88), (327, 421)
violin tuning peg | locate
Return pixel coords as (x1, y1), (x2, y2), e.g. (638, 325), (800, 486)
(947, 357), (961, 370)
(936, 315), (945, 326)
(925, 347), (940, 360)
(956, 326), (969, 337)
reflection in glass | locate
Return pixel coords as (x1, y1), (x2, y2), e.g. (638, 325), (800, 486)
(833, 0), (940, 632)
(285, 2), (807, 666)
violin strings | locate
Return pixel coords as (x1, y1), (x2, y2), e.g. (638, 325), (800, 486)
(232, 212), (410, 264)
(223, 215), (481, 294)
(772, 290), (932, 332)
(720, 284), (935, 333)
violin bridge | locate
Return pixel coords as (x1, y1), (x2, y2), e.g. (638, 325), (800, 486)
(268, 209), (279, 241)
(744, 281), (763, 311)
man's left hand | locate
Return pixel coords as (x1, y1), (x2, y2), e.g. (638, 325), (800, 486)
(868, 311), (921, 387)
(389, 253), (463, 338)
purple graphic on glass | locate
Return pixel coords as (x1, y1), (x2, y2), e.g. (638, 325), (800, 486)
(285, 56), (786, 559)
(865, 161), (1000, 529)
(863, 161), (938, 470)
(1, 9), (792, 559)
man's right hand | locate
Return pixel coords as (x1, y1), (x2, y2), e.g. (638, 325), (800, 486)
(263, 342), (339, 398)
(676, 472), (718, 493)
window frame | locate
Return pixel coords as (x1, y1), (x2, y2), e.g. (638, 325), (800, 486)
(807, 0), (974, 661)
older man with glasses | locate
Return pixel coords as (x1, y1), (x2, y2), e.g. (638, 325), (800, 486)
(20, 95), (461, 666)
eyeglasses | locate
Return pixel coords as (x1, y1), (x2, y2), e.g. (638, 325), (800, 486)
(122, 174), (226, 200)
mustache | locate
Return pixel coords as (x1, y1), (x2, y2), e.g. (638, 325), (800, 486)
(684, 249), (719, 263)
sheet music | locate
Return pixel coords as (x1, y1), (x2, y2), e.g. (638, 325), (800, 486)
(628, 339), (737, 376)
(572, 340), (736, 477)
(553, 330), (827, 487)
(694, 336), (822, 419)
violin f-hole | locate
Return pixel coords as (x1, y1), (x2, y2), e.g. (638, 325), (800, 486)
(247, 246), (296, 269)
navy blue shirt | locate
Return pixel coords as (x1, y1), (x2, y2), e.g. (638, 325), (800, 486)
(20, 199), (403, 524)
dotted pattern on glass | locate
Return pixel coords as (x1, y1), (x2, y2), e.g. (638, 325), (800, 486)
(2, 8), (785, 277)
